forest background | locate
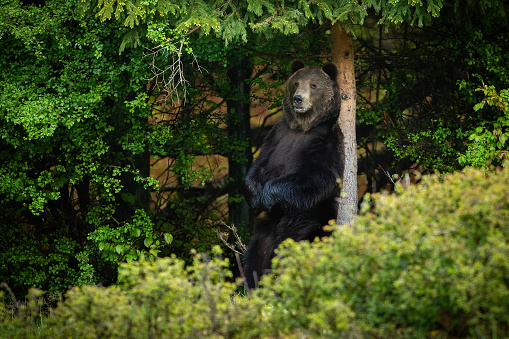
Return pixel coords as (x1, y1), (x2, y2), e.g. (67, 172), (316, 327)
(1, 0), (508, 299)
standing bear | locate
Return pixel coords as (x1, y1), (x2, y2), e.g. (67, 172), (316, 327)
(242, 60), (345, 288)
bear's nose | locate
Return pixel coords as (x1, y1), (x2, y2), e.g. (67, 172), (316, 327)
(293, 95), (303, 105)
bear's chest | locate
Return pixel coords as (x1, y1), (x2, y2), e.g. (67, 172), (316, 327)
(261, 125), (330, 179)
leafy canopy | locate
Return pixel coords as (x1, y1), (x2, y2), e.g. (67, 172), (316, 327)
(81, 0), (454, 47)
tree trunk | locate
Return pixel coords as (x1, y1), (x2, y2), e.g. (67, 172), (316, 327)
(226, 54), (254, 231)
(331, 23), (358, 225)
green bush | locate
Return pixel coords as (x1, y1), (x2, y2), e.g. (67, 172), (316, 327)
(0, 228), (80, 294)
(271, 166), (509, 337)
(2, 168), (508, 338)
(257, 241), (359, 338)
(42, 247), (258, 339)
(0, 287), (46, 339)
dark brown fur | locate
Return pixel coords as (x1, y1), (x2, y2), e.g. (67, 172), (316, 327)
(282, 61), (340, 131)
(243, 61), (345, 289)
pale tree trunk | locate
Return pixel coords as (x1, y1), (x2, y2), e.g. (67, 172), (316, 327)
(332, 23), (358, 225)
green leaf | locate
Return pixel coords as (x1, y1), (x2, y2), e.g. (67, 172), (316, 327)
(134, 228), (142, 237)
(149, 249), (161, 259)
(120, 193), (135, 204)
(473, 102), (485, 111)
(125, 250), (138, 262)
(163, 233), (173, 244)
(144, 237), (153, 247)
(500, 133), (508, 145)
(115, 245), (124, 254)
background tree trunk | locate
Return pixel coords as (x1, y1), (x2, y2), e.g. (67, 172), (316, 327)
(226, 54), (254, 232)
(332, 23), (358, 225)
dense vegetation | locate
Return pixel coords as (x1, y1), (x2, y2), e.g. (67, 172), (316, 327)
(0, 0), (252, 294)
(2, 167), (508, 338)
(1, 0), (509, 336)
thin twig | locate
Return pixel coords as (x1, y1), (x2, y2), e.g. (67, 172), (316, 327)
(378, 164), (398, 185)
(217, 222), (247, 255)
(143, 30), (206, 105)
(1, 282), (22, 314)
(235, 253), (251, 297)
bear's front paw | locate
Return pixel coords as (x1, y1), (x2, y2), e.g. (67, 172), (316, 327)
(261, 194), (277, 212)
(261, 183), (282, 211)
(244, 183), (264, 209)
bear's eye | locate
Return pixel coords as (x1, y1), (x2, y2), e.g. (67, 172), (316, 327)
(310, 84), (317, 89)
(294, 82), (299, 88)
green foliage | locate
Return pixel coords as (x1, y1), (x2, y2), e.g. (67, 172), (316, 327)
(0, 288), (46, 339)
(3, 168), (507, 338)
(158, 197), (221, 258)
(0, 0), (154, 293)
(0, 0), (235, 295)
(272, 167), (509, 337)
(88, 209), (173, 263)
(85, 0), (486, 41)
(0, 1), (147, 211)
(361, 25), (509, 173)
(84, 0), (493, 61)
(31, 248), (257, 338)
(459, 84), (509, 167)
(0, 229), (79, 294)
(257, 242), (358, 338)
(0, 247), (358, 338)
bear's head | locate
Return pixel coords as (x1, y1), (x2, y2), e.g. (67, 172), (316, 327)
(282, 60), (340, 132)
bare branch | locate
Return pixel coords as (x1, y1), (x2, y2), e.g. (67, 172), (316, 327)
(217, 221), (247, 255)
(378, 164), (400, 185)
(0, 282), (22, 314)
(144, 27), (206, 105)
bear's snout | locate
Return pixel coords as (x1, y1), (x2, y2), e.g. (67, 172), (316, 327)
(292, 92), (311, 113)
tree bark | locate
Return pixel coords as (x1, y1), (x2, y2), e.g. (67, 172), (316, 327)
(226, 54), (254, 231)
(331, 23), (358, 225)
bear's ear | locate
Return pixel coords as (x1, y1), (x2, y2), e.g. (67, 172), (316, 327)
(322, 63), (338, 81)
(290, 60), (305, 74)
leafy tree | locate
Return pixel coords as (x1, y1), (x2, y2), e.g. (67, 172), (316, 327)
(0, 0), (159, 293)
(356, 20), (509, 180)
(0, 0), (242, 295)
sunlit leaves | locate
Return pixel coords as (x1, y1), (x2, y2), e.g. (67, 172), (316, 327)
(88, 209), (172, 263)
(93, 0), (180, 27)
(20, 169), (509, 338)
(269, 168), (509, 336)
(459, 85), (509, 167)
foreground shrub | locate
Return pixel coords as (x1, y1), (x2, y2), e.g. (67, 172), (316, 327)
(257, 240), (359, 338)
(3, 248), (356, 338)
(1, 168), (507, 338)
(40, 247), (259, 338)
(271, 167), (509, 337)
(0, 288), (46, 339)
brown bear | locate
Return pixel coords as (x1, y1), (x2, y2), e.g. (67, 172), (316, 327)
(242, 60), (345, 288)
